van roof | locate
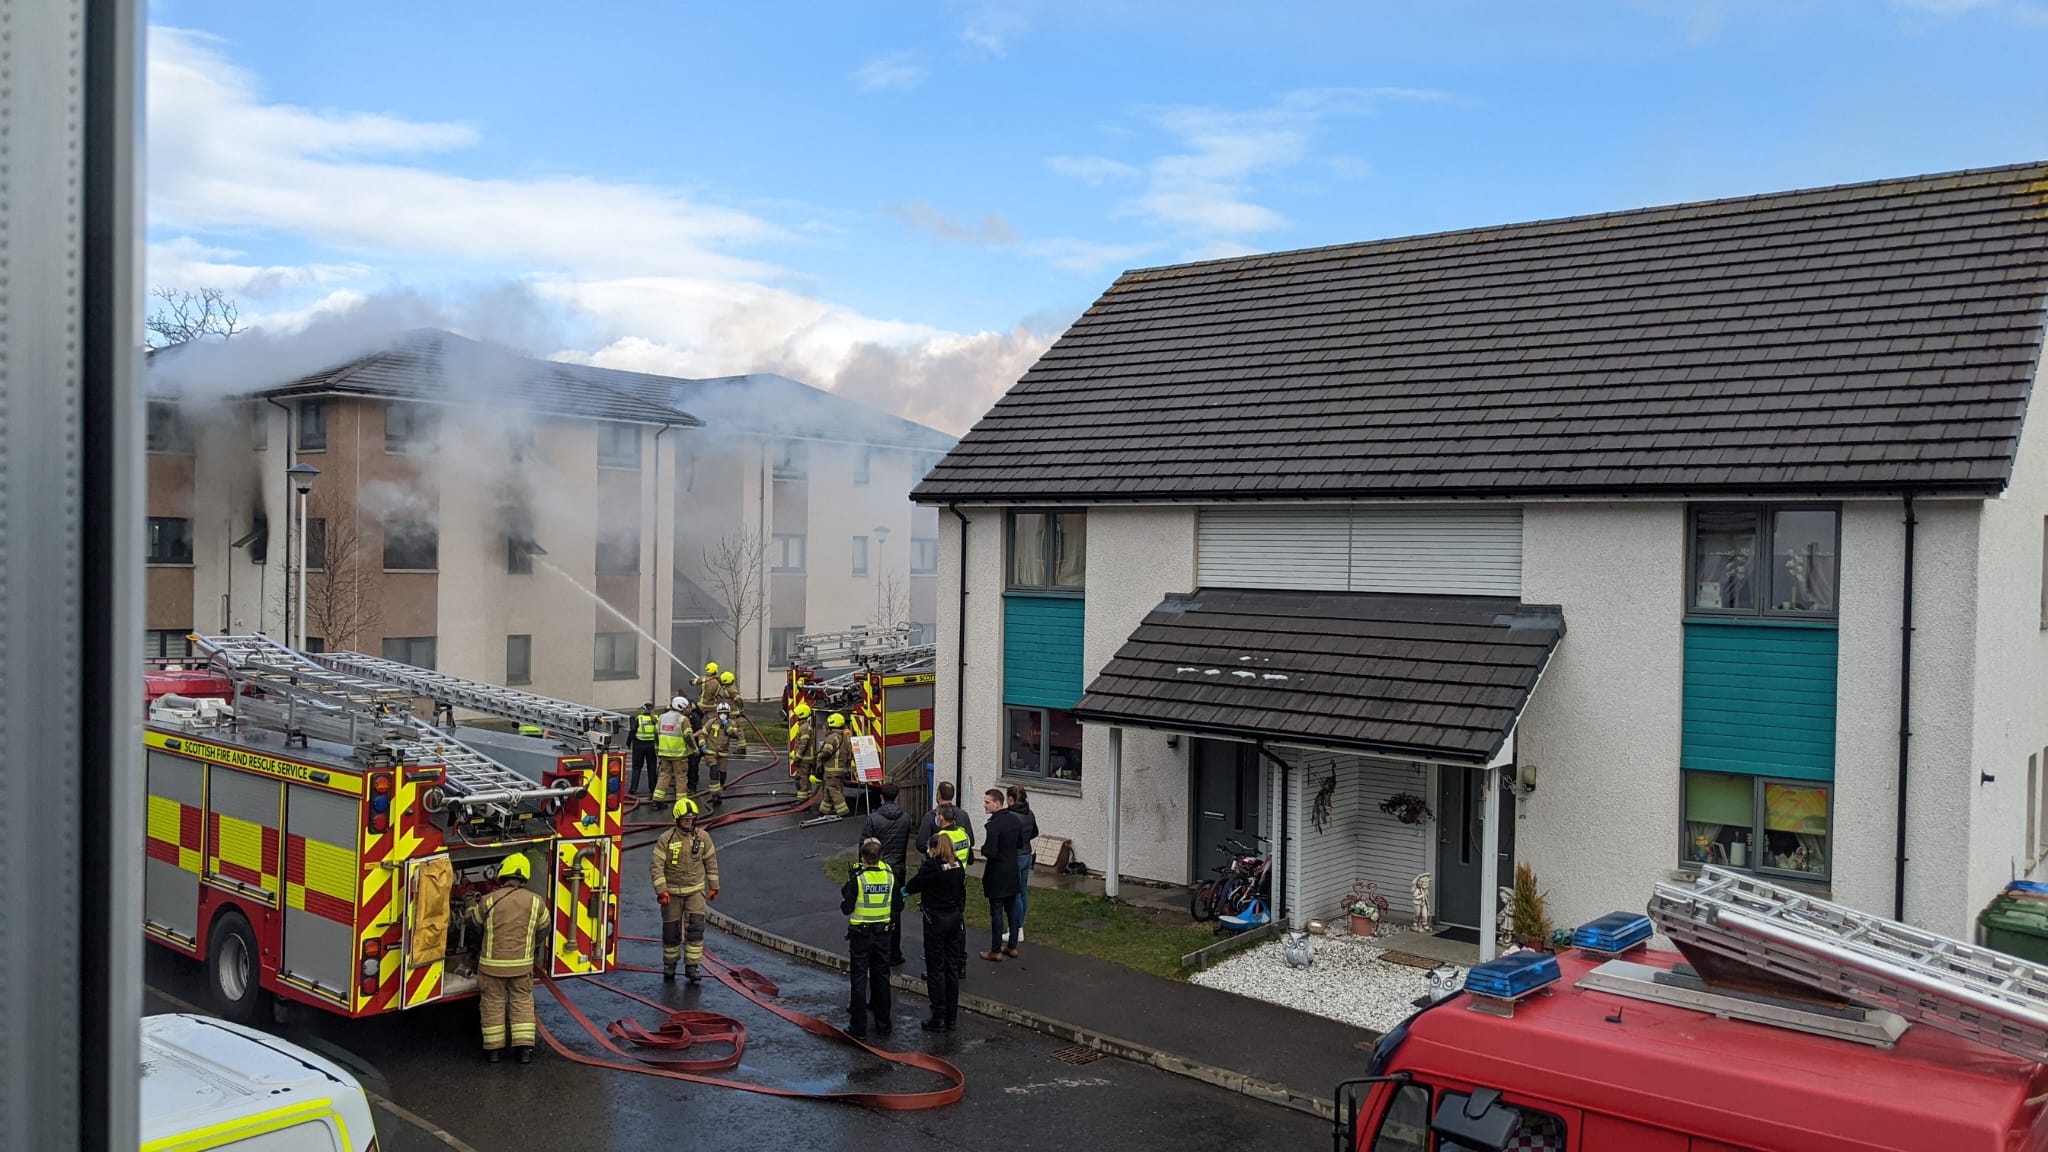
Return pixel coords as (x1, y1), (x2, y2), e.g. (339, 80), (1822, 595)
(139, 1014), (361, 1141)
(1400, 949), (2048, 1152)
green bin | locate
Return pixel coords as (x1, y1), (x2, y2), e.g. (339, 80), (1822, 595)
(1978, 892), (2048, 965)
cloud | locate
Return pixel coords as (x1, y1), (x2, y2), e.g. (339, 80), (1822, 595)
(853, 53), (925, 92)
(150, 236), (373, 299)
(888, 200), (1017, 246)
(1887, 0), (2048, 18)
(1046, 155), (1141, 185)
(960, 5), (1031, 54)
(1018, 237), (1158, 276)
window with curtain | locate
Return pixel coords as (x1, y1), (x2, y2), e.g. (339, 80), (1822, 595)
(1008, 510), (1085, 591)
(1004, 706), (1084, 782)
(1683, 770), (1829, 880)
(1689, 505), (1837, 617)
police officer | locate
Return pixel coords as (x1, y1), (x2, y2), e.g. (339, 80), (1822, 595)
(629, 702), (660, 797)
(818, 712), (855, 818)
(904, 832), (967, 1032)
(700, 703), (736, 804)
(653, 696), (693, 804)
(788, 700), (819, 800)
(935, 804), (973, 865)
(470, 854), (547, 1063)
(839, 837), (895, 1038)
(650, 797), (719, 982)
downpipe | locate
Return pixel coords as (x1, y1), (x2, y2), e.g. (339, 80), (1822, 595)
(948, 504), (969, 799)
(1895, 493), (1916, 922)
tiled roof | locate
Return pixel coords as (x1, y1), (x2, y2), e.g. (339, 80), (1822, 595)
(918, 162), (2048, 502)
(1071, 589), (1563, 762)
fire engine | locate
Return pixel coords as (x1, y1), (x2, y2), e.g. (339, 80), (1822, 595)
(143, 634), (626, 1026)
(1336, 866), (2048, 1151)
(782, 625), (936, 784)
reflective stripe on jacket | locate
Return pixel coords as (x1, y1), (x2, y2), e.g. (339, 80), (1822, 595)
(849, 864), (895, 925)
(479, 886), (545, 977)
(634, 712), (659, 742)
(657, 709), (691, 758)
(940, 826), (972, 865)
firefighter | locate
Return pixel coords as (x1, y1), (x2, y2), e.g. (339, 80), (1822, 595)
(692, 661), (724, 712)
(789, 700), (818, 800)
(470, 854), (547, 1064)
(653, 696), (693, 803)
(717, 671), (747, 756)
(651, 797), (719, 983)
(839, 837), (896, 1038)
(629, 702), (660, 797)
(700, 703), (736, 804)
(818, 712), (855, 818)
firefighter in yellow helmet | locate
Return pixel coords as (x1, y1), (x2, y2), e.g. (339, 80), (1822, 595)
(818, 712), (855, 817)
(651, 797), (719, 982)
(470, 853), (547, 1063)
(717, 670), (748, 756)
(692, 662), (725, 712)
(789, 700), (818, 800)
(653, 696), (694, 803)
(700, 703), (737, 805)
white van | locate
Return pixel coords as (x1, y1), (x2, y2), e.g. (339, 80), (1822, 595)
(141, 1013), (379, 1152)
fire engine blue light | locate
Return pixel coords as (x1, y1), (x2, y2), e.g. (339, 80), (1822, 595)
(1463, 951), (1561, 1000)
(1571, 911), (1653, 954)
(370, 794), (391, 815)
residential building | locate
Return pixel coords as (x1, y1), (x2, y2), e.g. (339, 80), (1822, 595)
(915, 162), (2048, 949)
(146, 330), (699, 712)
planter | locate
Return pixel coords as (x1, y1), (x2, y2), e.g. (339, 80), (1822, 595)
(1349, 913), (1380, 938)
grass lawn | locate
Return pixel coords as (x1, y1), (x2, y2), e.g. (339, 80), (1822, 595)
(825, 859), (1216, 980)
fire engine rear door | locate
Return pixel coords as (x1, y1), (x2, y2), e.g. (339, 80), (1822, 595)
(550, 837), (611, 977)
(400, 854), (453, 1007)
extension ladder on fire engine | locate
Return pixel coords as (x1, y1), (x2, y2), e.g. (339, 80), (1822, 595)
(804, 645), (938, 693)
(1650, 865), (2048, 1064)
(790, 625), (918, 666)
(311, 649), (624, 745)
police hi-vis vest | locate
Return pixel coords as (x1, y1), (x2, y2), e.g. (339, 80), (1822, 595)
(657, 710), (690, 757)
(850, 864), (895, 925)
(635, 712), (659, 742)
(940, 825), (971, 864)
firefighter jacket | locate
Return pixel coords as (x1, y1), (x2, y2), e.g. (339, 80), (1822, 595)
(651, 826), (719, 914)
(789, 716), (818, 764)
(693, 675), (735, 711)
(634, 711), (659, 744)
(473, 884), (546, 978)
(818, 728), (854, 776)
(700, 716), (735, 755)
(656, 709), (693, 758)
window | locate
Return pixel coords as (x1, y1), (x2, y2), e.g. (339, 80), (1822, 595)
(382, 636), (436, 670)
(506, 635), (532, 685)
(597, 422), (641, 468)
(854, 448), (871, 487)
(236, 512), (270, 564)
(597, 528), (640, 575)
(384, 401), (440, 452)
(1689, 505), (1837, 617)
(770, 626), (805, 667)
(595, 632), (638, 680)
(298, 399), (327, 451)
(145, 630), (195, 660)
(383, 519), (437, 571)
(507, 535), (534, 575)
(303, 517), (326, 571)
(1004, 706), (1083, 782)
(772, 440), (809, 480)
(1683, 770), (1830, 881)
(146, 517), (193, 565)
(244, 403), (268, 450)
(851, 535), (869, 576)
(911, 536), (939, 574)
(1368, 1083), (1430, 1152)
(1009, 511), (1086, 591)
(303, 637), (325, 654)
(772, 533), (806, 573)
(2031, 753), (2040, 865)
(146, 401), (194, 453)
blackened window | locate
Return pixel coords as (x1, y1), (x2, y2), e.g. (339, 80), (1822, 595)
(147, 518), (193, 565)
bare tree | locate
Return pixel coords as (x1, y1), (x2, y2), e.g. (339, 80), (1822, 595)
(698, 529), (766, 687)
(146, 286), (245, 349)
(869, 568), (910, 634)
(296, 493), (382, 652)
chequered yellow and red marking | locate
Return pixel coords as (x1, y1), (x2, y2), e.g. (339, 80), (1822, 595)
(552, 755), (614, 841)
(285, 832), (357, 925)
(550, 839), (608, 976)
(855, 675), (886, 740)
(146, 794), (204, 874)
(207, 811), (281, 901)
(884, 703), (936, 752)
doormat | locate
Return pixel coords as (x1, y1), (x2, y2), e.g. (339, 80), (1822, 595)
(1434, 925), (1481, 945)
(1376, 951), (1441, 969)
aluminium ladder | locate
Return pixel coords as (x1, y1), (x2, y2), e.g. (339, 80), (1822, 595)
(311, 649), (624, 745)
(790, 624), (917, 666)
(1650, 865), (2048, 1064)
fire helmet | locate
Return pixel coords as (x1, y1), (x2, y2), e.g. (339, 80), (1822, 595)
(827, 713), (846, 729)
(793, 701), (812, 720)
(716, 703), (731, 714)
(704, 662), (720, 676)
(498, 854), (532, 882)
(719, 671), (735, 685)
(671, 696), (687, 710)
(672, 797), (701, 820)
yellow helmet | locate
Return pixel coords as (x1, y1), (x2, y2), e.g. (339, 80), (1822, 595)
(704, 662), (720, 676)
(827, 713), (846, 729)
(497, 854), (531, 882)
(793, 701), (812, 720)
(719, 671), (735, 685)
(672, 797), (701, 820)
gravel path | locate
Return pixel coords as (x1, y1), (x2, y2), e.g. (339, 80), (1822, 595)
(1189, 931), (1466, 1035)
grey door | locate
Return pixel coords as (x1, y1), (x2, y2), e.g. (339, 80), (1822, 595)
(1191, 739), (1261, 881)
(1435, 765), (1516, 929)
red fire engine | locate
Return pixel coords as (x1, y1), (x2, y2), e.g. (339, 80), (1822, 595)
(143, 634), (625, 1025)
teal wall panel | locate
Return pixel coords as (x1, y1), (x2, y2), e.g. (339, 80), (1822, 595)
(1681, 620), (1838, 782)
(1003, 594), (1085, 710)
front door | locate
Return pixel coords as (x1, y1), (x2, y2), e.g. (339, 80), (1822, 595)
(1192, 739), (1261, 881)
(1435, 766), (1516, 930)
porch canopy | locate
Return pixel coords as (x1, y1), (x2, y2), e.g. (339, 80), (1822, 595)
(1071, 588), (1565, 764)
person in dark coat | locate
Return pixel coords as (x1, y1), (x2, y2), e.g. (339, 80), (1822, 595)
(904, 832), (967, 1031)
(978, 788), (1026, 961)
(915, 779), (975, 858)
(839, 838), (896, 1039)
(1005, 785), (1039, 947)
(860, 783), (916, 966)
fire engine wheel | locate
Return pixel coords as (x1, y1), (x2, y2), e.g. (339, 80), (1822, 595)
(206, 910), (268, 1027)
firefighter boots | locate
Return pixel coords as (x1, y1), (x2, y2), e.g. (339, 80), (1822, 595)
(515, 1046), (534, 1065)
(662, 965), (676, 982)
(685, 965), (703, 984)
(485, 1049), (502, 1064)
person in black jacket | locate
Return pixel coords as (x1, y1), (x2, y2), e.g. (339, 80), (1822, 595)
(839, 838), (896, 1039)
(978, 789), (1026, 961)
(914, 780), (975, 859)
(904, 833), (967, 1031)
(860, 783), (915, 967)
(1005, 785), (1039, 948)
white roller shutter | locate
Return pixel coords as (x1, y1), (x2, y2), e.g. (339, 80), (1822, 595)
(1197, 506), (1522, 595)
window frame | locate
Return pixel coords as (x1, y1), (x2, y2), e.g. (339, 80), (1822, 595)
(506, 634), (532, 685)
(297, 398), (328, 452)
(1003, 705), (1084, 783)
(853, 447), (872, 488)
(1686, 503), (1840, 620)
(302, 517), (326, 572)
(596, 527), (641, 575)
(381, 635), (437, 670)
(597, 422), (642, 469)
(145, 629), (196, 660)
(594, 632), (638, 680)
(771, 533), (806, 573)
(383, 401), (441, 453)
(851, 535), (869, 576)
(772, 439), (809, 480)
(245, 402), (268, 450)
(382, 518), (438, 572)
(1680, 769), (1833, 884)
(507, 535), (534, 575)
(769, 626), (805, 667)
(146, 401), (194, 454)
(910, 536), (939, 575)
(146, 517), (194, 565)
(1006, 509), (1086, 593)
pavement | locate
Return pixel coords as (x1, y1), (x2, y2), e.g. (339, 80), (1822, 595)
(699, 777), (1382, 1116)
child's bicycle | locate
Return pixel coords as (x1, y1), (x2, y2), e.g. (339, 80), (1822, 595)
(1189, 836), (1269, 922)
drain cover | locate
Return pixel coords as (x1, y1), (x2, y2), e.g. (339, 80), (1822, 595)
(1050, 1044), (1104, 1065)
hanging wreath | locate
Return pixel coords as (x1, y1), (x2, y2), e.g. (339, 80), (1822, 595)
(1312, 774), (1337, 833)
(1379, 791), (1434, 825)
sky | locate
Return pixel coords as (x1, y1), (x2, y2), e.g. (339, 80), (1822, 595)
(145, 0), (2048, 435)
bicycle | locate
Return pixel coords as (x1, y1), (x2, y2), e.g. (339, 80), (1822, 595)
(1189, 836), (1269, 922)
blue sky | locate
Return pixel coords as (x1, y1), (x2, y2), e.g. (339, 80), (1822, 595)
(146, 1), (2048, 432)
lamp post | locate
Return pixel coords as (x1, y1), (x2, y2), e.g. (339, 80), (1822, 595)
(872, 524), (891, 627)
(286, 463), (319, 651)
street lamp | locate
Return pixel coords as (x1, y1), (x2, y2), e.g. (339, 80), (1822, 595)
(872, 524), (891, 627)
(286, 463), (320, 651)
